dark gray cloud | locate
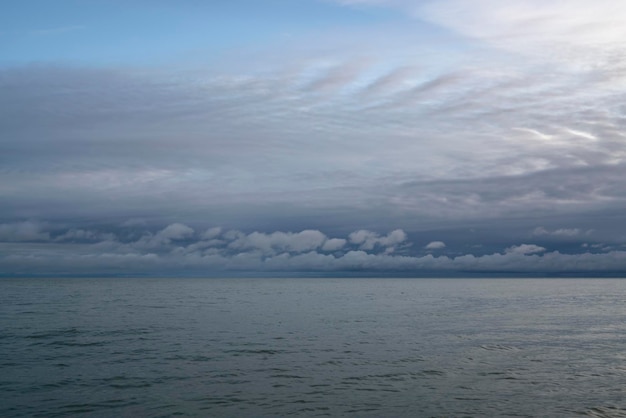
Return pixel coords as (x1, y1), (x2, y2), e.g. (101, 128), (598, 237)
(0, 221), (50, 242)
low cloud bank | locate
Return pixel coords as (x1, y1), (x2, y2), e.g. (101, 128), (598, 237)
(1, 222), (625, 276)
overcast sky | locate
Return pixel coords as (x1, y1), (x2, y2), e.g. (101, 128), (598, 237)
(3, 0), (626, 276)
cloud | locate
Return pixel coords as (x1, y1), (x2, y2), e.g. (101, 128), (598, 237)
(425, 241), (446, 250)
(2, 224), (625, 276)
(3, 49), (626, 233)
(4, 1), (626, 271)
(202, 227), (222, 240)
(348, 229), (407, 251)
(505, 244), (546, 255)
(532, 227), (590, 237)
(0, 222), (50, 242)
(360, 66), (419, 97)
(156, 223), (195, 242)
(54, 228), (116, 243)
(322, 238), (347, 252)
(227, 230), (329, 255)
(132, 223), (195, 250)
(348, 230), (377, 247)
(303, 59), (370, 93)
(341, 0), (626, 65)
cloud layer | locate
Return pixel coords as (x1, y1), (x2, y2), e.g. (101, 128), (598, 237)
(3, 0), (626, 275)
(1, 222), (625, 276)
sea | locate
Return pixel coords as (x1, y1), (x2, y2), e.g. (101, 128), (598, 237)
(1, 278), (626, 417)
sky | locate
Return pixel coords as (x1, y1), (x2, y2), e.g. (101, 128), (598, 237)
(2, 0), (626, 276)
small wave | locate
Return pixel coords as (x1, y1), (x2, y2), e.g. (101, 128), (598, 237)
(224, 348), (286, 355)
(190, 355), (213, 362)
(47, 340), (107, 347)
(344, 406), (382, 413)
(582, 406), (626, 418)
(419, 369), (446, 376)
(455, 397), (487, 401)
(480, 344), (519, 351)
(294, 406), (331, 414)
(94, 328), (152, 337)
(31, 379), (78, 390)
(201, 396), (247, 406)
(341, 369), (445, 383)
(271, 374), (309, 379)
(53, 399), (139, 415)
(26, 328), (80, 339)
(100, 376), (153, 389)
(109, 382), (152, 389)
(392, 356), (426, 364)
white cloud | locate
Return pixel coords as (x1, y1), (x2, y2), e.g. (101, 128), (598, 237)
(425, 241), (446, 250)
(380, 229), (408, 247)
(349, 229), (377, 247)
(322, 238), (347, 252)
(419, 0), (626, 68)
(202, 227), (222, 240)
(5, 241), (626, 275)
(228, 230), (328, 255)
(4, 225), (624, 276)
(155, 223), (195, 242)
(348, 229), (407, 250)
(505, 244), (546, 255)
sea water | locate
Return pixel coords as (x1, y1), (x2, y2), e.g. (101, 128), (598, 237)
(1, 278), (626, 417)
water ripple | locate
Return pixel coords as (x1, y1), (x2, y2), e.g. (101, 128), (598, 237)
(3, 278), (626, 417)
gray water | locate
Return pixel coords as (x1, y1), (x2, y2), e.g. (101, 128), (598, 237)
(1, 278), (626, 417)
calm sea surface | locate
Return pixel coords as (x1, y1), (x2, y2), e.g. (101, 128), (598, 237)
(1, 278), (626, 417)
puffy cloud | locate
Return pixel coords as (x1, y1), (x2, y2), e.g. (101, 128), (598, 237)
(4, 243), (626, 276)
(322, 238), (347, 252)
(3, 224), (625, 276)
(228, 230), (328, 255)
(348, 229), (407, 250)
(202, 227), (222, 240)
(156, 223), (195, 242)
(380, 229), (408, 247)
(349, 230), (377, 247)
(425, 241), (446, 250)
(505, 244), (546, 255)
